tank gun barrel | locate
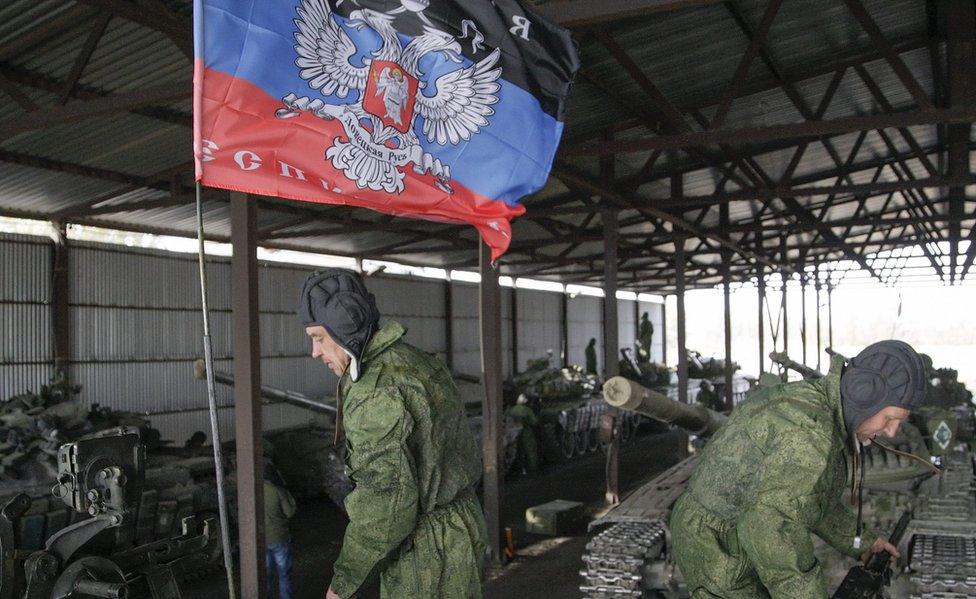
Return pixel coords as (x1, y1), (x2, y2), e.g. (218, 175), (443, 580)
(193, 359), (336, 414)
(769, 352), (824, 380)
(602, 376), (726, 436)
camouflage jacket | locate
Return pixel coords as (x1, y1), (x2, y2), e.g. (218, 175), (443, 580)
(684, 354), (873, 597)
(330, 320), (483, 598)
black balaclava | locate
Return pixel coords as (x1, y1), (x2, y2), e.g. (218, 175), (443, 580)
(297, 269), (380, 382)
(839, 339), (926, 434)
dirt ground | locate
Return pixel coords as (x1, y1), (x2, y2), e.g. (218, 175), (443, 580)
(185, 428), (686, 599)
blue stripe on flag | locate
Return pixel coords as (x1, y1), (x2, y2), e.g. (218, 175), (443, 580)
(201, 0), (562, 206)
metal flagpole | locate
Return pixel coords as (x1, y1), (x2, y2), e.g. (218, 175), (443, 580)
(195, 181), (238, 599)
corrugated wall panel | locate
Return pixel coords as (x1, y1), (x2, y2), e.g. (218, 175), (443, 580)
(515, 289), (561, 372)
(568, 296), (603, 372)
(368, 275), (447, 357)
(0, 234), (53, 396)
(450, 282), (481, 379)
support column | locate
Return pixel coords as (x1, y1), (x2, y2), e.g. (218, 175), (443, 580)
(510, 287), (519, 374)
(230, 193), (265, 598)
(815, 265), (822, 372)
(51, 222), (70, 378)
(827, 280), (835, 350)
(675, 235), (688, 404)
(722, 250), (733, 410)
(479, 241), (504, 564)
(780, 237), (789, 382)
(444, 279), (454, 372)
(757, 237), (765, 375)
(660, 301), (667, 366)
(757, 267), (766, 375)
(560, 289), (569, 368)
(603, 209), (620, 505)
(800, 273), (808, 367)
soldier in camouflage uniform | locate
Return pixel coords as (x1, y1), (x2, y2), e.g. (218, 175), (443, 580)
(671, 340), (927, 598)
(298, 270), (487, 599)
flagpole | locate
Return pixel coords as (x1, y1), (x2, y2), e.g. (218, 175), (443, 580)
(195, 180), (238, 599)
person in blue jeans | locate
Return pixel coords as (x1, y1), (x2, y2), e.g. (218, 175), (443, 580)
(264, 462), (297, 599)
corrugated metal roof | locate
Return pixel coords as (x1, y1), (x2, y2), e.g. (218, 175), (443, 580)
(0, 0), (969, 291)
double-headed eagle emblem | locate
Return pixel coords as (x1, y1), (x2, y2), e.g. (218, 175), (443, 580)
(275, 0), (503, 195)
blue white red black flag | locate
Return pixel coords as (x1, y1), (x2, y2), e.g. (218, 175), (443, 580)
(193, 0), (579, 260)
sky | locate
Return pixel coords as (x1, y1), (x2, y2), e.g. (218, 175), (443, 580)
(665, 280), (976, 390)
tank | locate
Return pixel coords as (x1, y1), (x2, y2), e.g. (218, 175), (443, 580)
(506, 354), (640, 464)
(581, 363), (976, 598)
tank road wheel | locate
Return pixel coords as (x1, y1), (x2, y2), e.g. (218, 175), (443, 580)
(575, 428), (589, 456)
(559, 425), (576, 459)
(619, 412), (634, 445)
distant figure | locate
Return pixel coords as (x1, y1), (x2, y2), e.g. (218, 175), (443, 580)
(585, 337), (598, 376)
(506, 394), (540, 474)
(264, 462), (297, 599)
(638, 312), (654, 361)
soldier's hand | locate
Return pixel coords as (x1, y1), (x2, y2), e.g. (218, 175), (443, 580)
(860, 536), (900, 566)
(325, 587), (341, 599)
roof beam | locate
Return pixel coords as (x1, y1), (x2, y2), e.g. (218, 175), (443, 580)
(534, 0), (724, 27)
(0, 84), (191, 138)
(564, 107), (976, 155)
(842, 0), (934, 110)
(0, 62), (190, 127)
(72, 0), (191, 57)
(551, 163), (790, 272)
(58, 12), (113, 105)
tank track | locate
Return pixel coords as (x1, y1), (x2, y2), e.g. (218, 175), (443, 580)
(908, 450), (976, 598)
(579, 520), (666, 598)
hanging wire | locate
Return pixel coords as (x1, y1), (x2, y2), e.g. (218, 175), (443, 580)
(195, 181), (238, 599)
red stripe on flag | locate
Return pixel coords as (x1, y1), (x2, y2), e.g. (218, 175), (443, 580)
(194, 64), (523, 261)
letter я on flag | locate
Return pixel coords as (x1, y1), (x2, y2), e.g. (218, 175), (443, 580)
(193, 0), (580, 261)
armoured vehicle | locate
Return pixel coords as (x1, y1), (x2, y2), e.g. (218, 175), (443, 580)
(581, 367), (976, 598)
(0, 427), (222, 599)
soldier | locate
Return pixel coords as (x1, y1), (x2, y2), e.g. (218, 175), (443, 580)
(585, 338), (598, 376)
(506, 393), (540, 474)
(264, 461), (297, 599)
(638, 312), (654, 361)
(671, 340), (927, 598)
(298, 270), (487, 599)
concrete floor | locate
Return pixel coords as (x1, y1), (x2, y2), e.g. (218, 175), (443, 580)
(186, 428), (685, 599)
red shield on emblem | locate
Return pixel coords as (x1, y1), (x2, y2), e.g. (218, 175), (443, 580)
(364, 60), (419, 135)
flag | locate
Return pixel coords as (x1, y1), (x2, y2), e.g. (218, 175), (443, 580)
(193, 0), (579, 260)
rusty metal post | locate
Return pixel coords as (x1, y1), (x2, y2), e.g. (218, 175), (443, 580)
(780, 237), (789, 382)
(827, 279), (835, 349)
(603, 208), (620, 504)
(800, 273), (808, 366)
(815, 265), (822, 371)
(675, 235), (688, 404)
(230, 192), (265, 598)
(51, 221), (70, 378)
(757, 263), (766, 375)
(444, 279), (454, 371)
(510, 287), (519, 373)
(722, 250), (733, 409)
(660, 301), (667, 365)
(479, 241), (504, 563)
(560, 289), (569, 367)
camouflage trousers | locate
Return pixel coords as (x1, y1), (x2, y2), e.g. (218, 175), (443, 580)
(379, 489), (487, 598)
(671, 494), (771, 599)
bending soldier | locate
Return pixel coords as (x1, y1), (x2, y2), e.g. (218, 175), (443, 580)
(298, 270), (487, 599)
(671, 340), (927, 598)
